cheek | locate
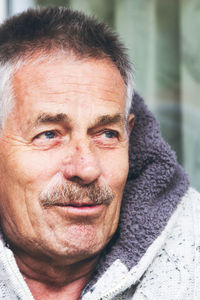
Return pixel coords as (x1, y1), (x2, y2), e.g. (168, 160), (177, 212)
(102, 187), (124, 241)
(100, 150), (129, 190)
(10, 149), (62, 186)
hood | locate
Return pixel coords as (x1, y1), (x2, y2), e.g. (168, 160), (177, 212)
(83, 92), (189, 294)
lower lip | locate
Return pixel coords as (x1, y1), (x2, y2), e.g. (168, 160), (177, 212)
(53, 204), (105, 217)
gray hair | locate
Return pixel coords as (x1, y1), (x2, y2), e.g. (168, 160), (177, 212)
(0, 7), (134, 130)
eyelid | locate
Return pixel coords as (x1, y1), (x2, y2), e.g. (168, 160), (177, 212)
(33, 130), (59, 140)
(92, 129), (120, 145)
(104, 130), (119, 137)
(96, 129), (119, 137)
(31, 130), (65, 150)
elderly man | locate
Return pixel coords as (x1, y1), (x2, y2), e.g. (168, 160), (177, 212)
(0, 7), (199, 300)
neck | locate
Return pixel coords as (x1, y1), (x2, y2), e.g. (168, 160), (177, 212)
(14, 251), (99, 300)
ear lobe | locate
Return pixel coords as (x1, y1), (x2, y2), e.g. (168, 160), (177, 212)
(128, 113), (135, 134)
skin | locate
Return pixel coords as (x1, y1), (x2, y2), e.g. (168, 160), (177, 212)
(0, 55), (134, 299)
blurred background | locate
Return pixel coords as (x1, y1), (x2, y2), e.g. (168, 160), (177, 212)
(0, 0), (200, 191)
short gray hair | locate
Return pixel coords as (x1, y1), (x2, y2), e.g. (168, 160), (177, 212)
(0, 7), (134, 130)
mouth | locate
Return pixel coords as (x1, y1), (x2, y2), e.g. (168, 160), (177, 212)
(51, 202), (105, 217)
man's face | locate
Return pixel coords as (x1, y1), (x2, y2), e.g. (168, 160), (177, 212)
(0, 56), (132, 264)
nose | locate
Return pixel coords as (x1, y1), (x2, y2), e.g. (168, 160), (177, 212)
(61, 139), (102, 185)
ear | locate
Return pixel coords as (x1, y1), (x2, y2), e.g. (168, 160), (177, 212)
(128, 113), (135, 135)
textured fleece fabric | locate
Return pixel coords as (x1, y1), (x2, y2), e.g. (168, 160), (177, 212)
(0, 93), (198, 300)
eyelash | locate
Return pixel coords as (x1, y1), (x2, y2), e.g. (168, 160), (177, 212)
(34, 130), (59, 140)
(100, 130), (119, 139)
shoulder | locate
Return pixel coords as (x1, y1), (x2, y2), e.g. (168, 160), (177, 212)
(176, 187), (200, 237)
(182, 186), (200, 206)
(134, 187), (200, 299)
(162, 187), (200, 266)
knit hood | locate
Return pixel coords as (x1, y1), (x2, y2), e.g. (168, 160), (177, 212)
(83, 92), (189, 295)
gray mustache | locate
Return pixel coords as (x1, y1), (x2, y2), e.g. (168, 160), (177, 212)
(40, 182), (114, 207)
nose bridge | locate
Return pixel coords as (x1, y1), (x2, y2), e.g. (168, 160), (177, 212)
(62, 135), (102, 184)
(73, 137), (95, 165)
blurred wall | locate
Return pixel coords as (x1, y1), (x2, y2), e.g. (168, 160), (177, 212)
(0, 0), (7, 23)
(181, 0), (200, 190)
(5, 0), (34, 16)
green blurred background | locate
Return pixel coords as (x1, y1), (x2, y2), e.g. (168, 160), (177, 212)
(1, 0), (200, 191)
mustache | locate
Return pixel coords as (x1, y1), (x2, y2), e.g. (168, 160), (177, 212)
(39, 180), (114, 207)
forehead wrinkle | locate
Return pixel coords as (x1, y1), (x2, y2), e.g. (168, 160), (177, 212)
(58, 83), (123, 96)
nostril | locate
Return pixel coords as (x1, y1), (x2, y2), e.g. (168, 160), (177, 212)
(70, 176), (82, 185)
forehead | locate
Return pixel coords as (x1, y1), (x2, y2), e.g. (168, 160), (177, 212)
(11, 56), (126, 122)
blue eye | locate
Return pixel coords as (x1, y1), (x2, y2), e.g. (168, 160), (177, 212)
(32, 130), (62, 148)
(44, 131), (56, 139)
(104, 131), (118, 139)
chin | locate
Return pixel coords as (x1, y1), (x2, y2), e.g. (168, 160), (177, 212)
(45, 245), (102, 267)
(38, 233), (107, 265)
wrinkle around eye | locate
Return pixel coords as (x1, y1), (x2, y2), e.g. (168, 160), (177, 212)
(32, 130), (66, 149)
(0, 134), (30, 146)
(92, 130), (120, 148)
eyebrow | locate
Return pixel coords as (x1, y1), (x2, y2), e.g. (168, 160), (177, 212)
(33, 112), (126, 130)
(34, 113), (70, 126)
(89, 113), (126, 130)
